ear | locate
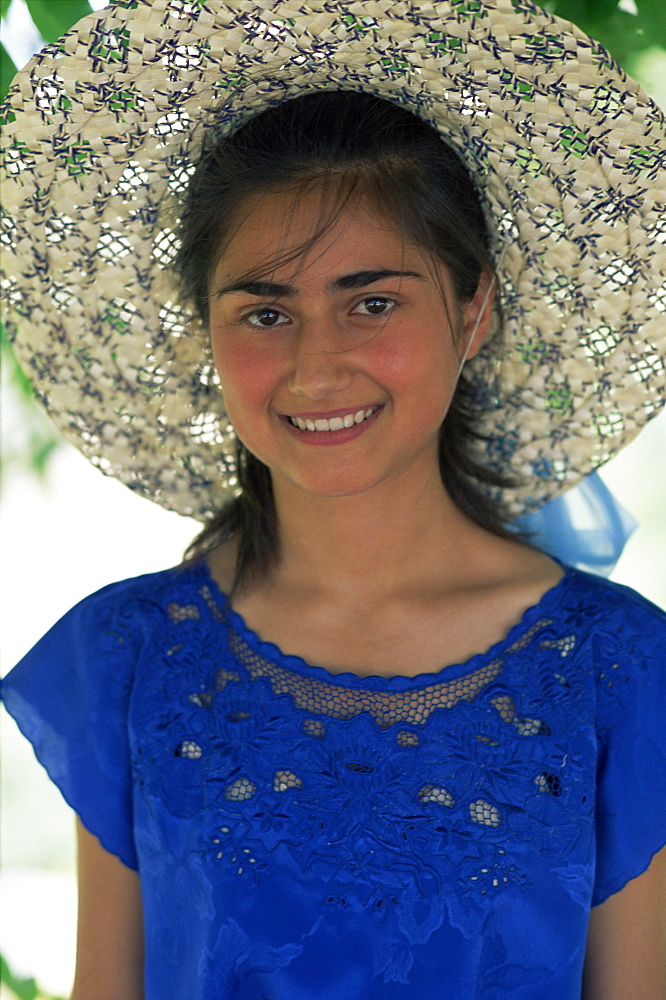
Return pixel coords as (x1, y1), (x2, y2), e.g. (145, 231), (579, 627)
(460, 269), (496, 362)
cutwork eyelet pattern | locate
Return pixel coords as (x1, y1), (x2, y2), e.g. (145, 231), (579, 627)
(5, 560), (665, 997)
(132, 564), (611, 948)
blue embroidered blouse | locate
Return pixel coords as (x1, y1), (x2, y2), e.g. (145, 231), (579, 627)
(2, 561), (665, 1000)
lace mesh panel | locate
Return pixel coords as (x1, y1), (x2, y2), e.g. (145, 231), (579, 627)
(224, 618), (553, 727)
(225, 777), (257, 801)
(189, 665), (239, 707)
(470, 799), (502, 827)
(490, 694), (549, 735)
(174, 739), (202, 759)
(418, 784), (454, 807)
(302, 718), (325, 738)
(167, 602), (200, 624)
(273, 770), (303, 792)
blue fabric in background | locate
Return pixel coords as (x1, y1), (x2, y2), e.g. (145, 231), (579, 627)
(511, 472), (637, 576)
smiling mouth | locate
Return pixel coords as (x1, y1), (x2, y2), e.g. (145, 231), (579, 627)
(287, 406), (380, 432)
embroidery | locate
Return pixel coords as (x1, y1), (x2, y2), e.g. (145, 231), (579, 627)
(133, 567), (603, 946)
(6, 561), (664, 995)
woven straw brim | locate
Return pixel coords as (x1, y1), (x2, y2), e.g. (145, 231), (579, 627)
(1, 0), (665, 520)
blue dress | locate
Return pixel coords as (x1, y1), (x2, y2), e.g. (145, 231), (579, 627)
(2, 561), (665, 1000)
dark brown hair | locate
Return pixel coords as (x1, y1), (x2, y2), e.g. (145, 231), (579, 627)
(176, 91), (516, 591)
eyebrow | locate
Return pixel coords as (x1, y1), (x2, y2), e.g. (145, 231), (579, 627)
(214, 269), (426, 299)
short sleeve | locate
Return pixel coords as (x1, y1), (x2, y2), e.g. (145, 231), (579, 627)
(1, 580), (145, 870)
(592, 581), (666, 905)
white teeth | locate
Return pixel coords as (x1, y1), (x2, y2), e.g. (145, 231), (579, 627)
(289, 407), (378, 431)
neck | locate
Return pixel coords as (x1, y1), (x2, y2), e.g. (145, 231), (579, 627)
(268, 466), (481, 603)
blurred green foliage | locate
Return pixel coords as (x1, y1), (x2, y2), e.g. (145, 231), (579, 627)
(0, 38), (17, 94)
(24, 0), (92, 43)
(548, 0), (665, 68)
(0, 953), (65, 1000)
(0, 0), (664, 479)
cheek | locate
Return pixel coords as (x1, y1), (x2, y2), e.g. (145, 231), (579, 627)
(374, 322), (457, 392)
(211, 335), (281, 418)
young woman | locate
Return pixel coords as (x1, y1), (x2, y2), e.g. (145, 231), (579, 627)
(1, 3), (665, 999)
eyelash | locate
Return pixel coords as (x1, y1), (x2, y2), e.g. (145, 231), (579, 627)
(242, 296), (397, 328)
(243, 308), (289, 329)
(353, 296), (396, 317)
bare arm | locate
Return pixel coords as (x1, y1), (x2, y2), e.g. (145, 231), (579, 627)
(70, 817), (144, 1000)
(582, 846), (666, 1000)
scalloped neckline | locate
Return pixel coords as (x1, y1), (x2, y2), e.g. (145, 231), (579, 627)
(192, 558), (574, 689)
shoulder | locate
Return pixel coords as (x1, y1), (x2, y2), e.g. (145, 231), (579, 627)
(2, 561), (217, 691)
(577, 574), (666, 910)
(514, 566), (665, 691)
(550, 570), (666, 748)
(555, 566), (666, 635)
(549, 568), (666, 683)
(54, 561), (214, 628)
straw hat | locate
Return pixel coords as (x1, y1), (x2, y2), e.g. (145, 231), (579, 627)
(2, 0), (665, 520)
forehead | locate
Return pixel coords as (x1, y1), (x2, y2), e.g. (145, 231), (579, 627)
(214, 187), (422, 282)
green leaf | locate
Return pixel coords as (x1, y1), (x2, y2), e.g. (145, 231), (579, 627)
(549, 0), (621, 24)
(30, 435), (60, 477)
(635, 0), (666, 47)
(546, 1), (656, 65)
(547, 0), (666, 63)
(0, 953), (38, 1000)
(25, 0), (92, 43)
(0, 39), (17, 102)
(588, 13), (647, 65)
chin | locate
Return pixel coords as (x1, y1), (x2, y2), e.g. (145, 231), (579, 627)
(279, 471), (383, 501)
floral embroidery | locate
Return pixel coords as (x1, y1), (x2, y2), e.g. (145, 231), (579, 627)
(130, 562), (611, 948)
(5, 560), (665, 997)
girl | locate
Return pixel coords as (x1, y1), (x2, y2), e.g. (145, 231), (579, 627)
(2, 2), (665, 998)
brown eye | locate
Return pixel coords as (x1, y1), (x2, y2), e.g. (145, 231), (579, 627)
(246, 308), (289, 328)
(353, 296), (396, 316)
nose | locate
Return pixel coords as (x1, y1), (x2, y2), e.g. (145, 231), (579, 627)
(287, 316), (354, 400)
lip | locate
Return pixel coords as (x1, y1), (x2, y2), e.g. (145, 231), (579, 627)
(282, 404), (381, 421)
(279, 404), (383, 445)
